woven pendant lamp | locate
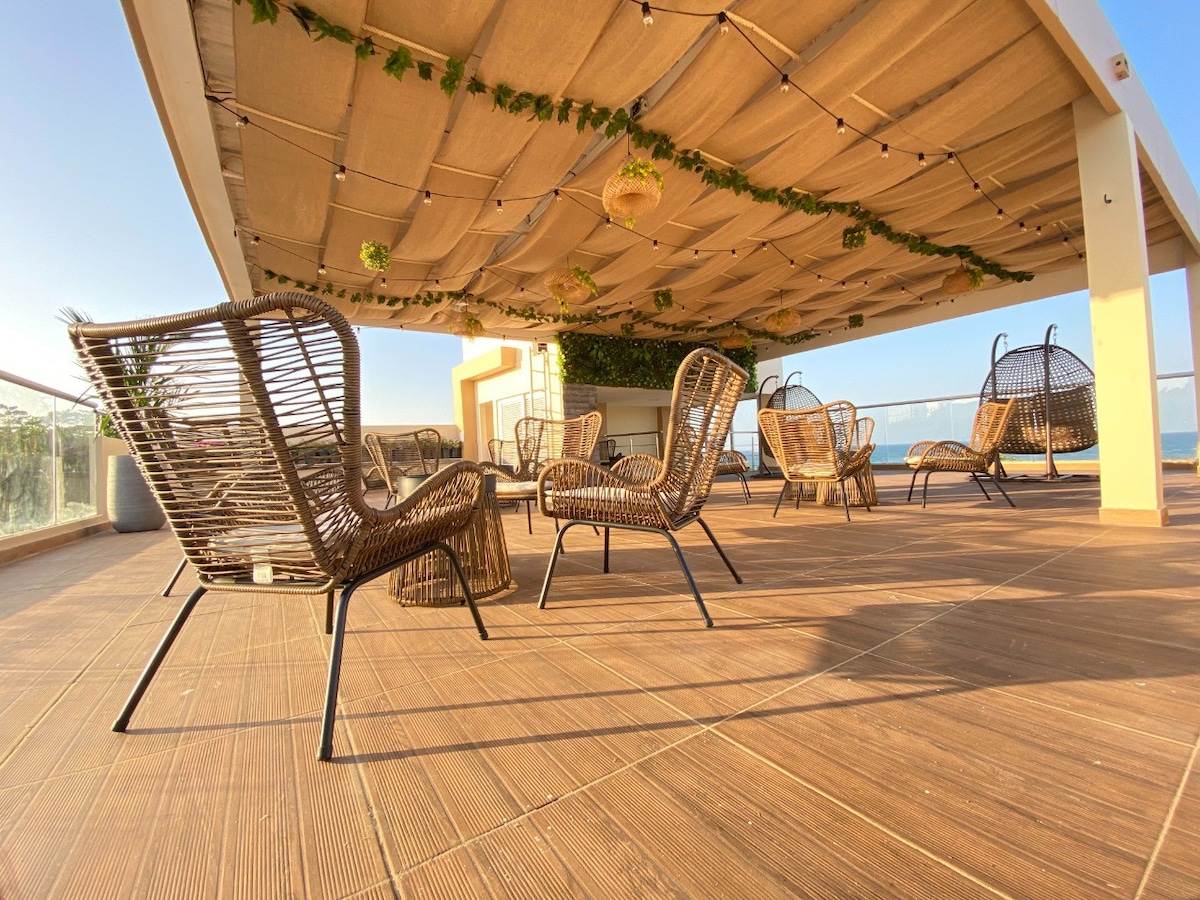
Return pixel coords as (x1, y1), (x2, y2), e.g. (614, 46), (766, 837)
(720, 332), (750, 350)
(544, 268), (594, 304)
(602, 158), (663, 227)
(942, 263), (982, 294)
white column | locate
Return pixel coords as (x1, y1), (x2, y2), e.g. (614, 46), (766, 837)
(1073, 96), (1166, 525)
(1186, 257), (1200, 475)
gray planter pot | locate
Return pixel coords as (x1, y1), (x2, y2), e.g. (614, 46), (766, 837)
(107, 455), (166, 533)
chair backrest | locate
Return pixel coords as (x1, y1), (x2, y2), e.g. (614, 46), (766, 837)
(851, 416), (874, 451)
(364, 428), (441, 493)
(513, 411), (602, 478)
(657, 349), (749, 519)
(68, 292), (365, 585)
(758, 401), (858, 478)
(969, 400), (1017, 456)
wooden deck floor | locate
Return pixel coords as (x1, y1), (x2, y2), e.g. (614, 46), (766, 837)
(1, 470), (1198, 898)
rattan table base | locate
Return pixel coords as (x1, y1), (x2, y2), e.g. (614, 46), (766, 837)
(389, 488), (512, 606)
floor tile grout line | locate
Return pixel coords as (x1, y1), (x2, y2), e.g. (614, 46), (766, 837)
(1134, 732), (1200, 900)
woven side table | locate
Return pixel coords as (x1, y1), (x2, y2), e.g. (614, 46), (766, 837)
(389, 475), (512, 605)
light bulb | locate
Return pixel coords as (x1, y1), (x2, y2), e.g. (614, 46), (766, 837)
(554, 189), (561, 201)
(717, 11), (728, 33)
(1036, 226), (1042, 235)
(693, 249), (699, 259)
(730, 248), (738, 258)
(423, 190), (432, 205)
(642, 2), (652, 25)
(1019, 222), (1027, 233)
(496, 199), (503, 213)
(317, 264), (327, 276)
(236, 116), (249, 129)
(973, 182), (981, 192)
(917, 153), (926, 167)
(380, 278), (387, 288)
(605, 216), (612, 229)
(880, 143), (889, 159)
(789, 259), (795, 269)
(779, 74), (790, 93)
(996, 208), (1004, 219)
(250, 235), (260, 246)
(946, 151), (956, 165)
(816, 274), (823, 283)
(652, 240), (659, 251)
(335, 165), (347, 182)
(836, 117), (845, 135)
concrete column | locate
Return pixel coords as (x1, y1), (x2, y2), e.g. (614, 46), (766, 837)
(1073, 96), (1166, 525)
(1187, 256), (1200, 474)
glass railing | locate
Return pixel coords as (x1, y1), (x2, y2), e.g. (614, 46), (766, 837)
(0, 370), (99, 537)
(727, 371), (1198, 467)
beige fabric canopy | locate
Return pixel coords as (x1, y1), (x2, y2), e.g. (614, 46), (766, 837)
(127, 0), (1199, 357)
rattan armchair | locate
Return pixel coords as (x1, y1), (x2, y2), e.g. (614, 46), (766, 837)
(757, 401), (874, 522)
(537, 349), (748, 627)
(364, 428), (442, 507)
(905, 399), (1017, 508)
(715, 449), (752, 502)
(481, 411), (603, 532)
(68, 292), (488, 761)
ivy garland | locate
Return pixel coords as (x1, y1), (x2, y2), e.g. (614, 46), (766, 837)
(230, 0), (1034, 285)
(558, 331), (758, 393)
(260, 269), (818, 345)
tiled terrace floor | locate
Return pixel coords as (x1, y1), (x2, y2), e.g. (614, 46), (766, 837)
(1, 470), (1198, 898)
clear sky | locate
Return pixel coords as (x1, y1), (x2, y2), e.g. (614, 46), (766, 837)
(1, 1), (1196, 428)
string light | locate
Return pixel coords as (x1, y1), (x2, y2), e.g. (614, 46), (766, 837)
(996, 208), (1004, 219)
(973, 182), (981, 192)
(317, 263), (326, 275)
(946, 151), (956, 165)
(1036, 226), (1042, 235)
(836, 117), (845, 135)
(693, 249), (700, 259)
(779, 74), (790, 93)
(496, 199), (503, 213)
(380, 278), (387, 288)
(235, 115), (249, 129)
(789, 259), (795, 269)
(334, 165), (347, 182)
(717, 11), (729, 34)
(880, 143), (889, 159)
(423, 190), (432, 205)
(731, 248), (738, 258)
(1019, 221), (1027, 233)
(605, 216), (612, 229)
(250, 235), (260, 246)
(641, 2), (653, 26)
(917, 153), (926, 167)
(554, 188), (562, 201)
(816, 274), (823, 283)
(652, 239), (659, 251)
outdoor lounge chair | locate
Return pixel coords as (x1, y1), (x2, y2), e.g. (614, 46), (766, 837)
(757, 401), (874, 522)
(714, 449), (752, 502)
(481, 411), (602, 533)
(68, 291), (488, 761)
(364, 428), (442, 507)
(905, 399), (1017, 508)
(536, 349), (748, 627)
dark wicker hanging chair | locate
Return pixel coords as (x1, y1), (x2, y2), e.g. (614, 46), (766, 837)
(756, 372), (822, 476)
(979, 326), (1097, 478)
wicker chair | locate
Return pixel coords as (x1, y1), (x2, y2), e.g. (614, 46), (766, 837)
(68, 292), (488, 761)
(537, 349), (748, 627)
(364, 428), (442, 507)
(757, 401), (874, 522)
(715, 449), (752, 502)
(481, 411), (603, 533)
(905, 400), (1017, 508)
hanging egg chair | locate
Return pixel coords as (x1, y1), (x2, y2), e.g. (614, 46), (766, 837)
(979, 325), (1098, 478)
(756, 371), (822, 477)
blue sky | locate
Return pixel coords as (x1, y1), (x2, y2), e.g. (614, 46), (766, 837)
(1, 1), (1196, 426)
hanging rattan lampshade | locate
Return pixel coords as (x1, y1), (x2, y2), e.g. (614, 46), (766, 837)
(544, 268), (593, 304)
(942, 264), (974, 294)
(602, 168), (662, 225)
(720, 332), (749, 350)
(763, 308), (800, 334)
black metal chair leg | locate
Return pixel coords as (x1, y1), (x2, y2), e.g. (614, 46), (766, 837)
(439, 543), (488, 638)
(737, 472), (751, 503)
(113, 585), (208, 732)
(990, 473), (1016, 507)
(661, 530), (714, 627)
(603, 526), (611, 573)
(907, 468), (921, 502)
(324, 592), (334, 634)
(537, 522), (575, 609)
(921, 472), (932, 508)
(841, 484), (853, 522)
(772, 483), (787, 518)
(525, 499), (533, 534)
(319, 582), (356, 761)
(159, 557), (188, 597)
(971, 472), (994, 500)
(696, 517), (742, 584)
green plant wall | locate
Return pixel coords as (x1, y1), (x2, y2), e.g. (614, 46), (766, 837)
(558, 332), (757, 393)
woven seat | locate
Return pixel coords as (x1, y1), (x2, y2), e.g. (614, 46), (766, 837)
(537, 349), (748, 627)
(758, 401), (874, 522)
(905, 400), (1017, 508)
(68, 292), (488, 761)
(481, 411), (602, 533)
(364, 428), (442, 507)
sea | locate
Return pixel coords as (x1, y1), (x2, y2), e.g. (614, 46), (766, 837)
(739, 431), (1199, 468)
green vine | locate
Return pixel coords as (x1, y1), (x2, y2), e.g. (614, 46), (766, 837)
(616, 157), (665, 192)
(232, 2), (1034, 285)
(848, 314), (864, 329)
(653, 289), (674, 311)
(558, 332), (758, 393)
(842, 225), (867, 250)
(569, 265), (599, 296)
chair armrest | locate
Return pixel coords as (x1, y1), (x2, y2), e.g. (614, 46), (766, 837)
(610, 453), (664, 483)
(536, 457), (652, 517)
